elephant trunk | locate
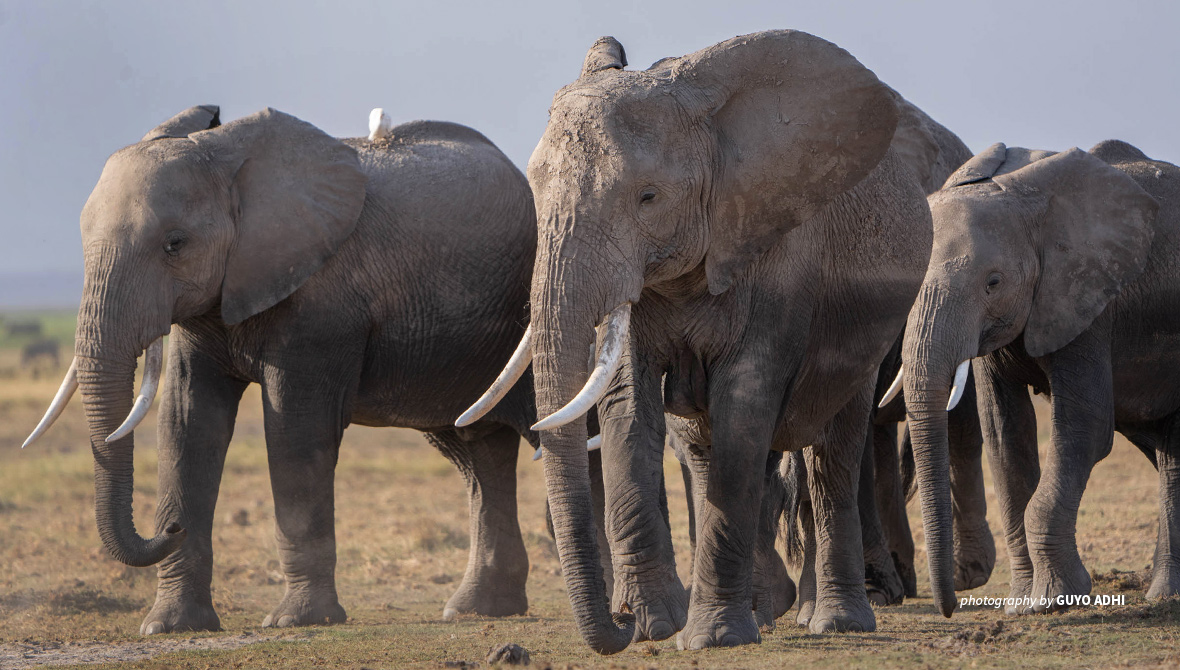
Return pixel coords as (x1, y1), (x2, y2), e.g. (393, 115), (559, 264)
(531, 230), (636, 654)
(901, 283), (973, 618)
(74, 252), (184, 568)
(76, 352), (185, 567)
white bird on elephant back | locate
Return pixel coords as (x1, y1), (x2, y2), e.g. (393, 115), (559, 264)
(368, 107), (393, 141)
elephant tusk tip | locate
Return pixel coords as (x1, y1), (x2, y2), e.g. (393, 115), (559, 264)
(532, 447), (543, 461)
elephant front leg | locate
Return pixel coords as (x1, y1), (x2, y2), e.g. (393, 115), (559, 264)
(975, 358), (1039, 613)
(947, 377), (996, 592)
(874, 423), (917, 598)
(752, 452), (795, 630)
(805, 385), (876, 634)
(1024, 332), (1113, 613)
(1147, 417), (1180, 599)
(429, 426), (530, 620)
(858, 425), (905, 607)
(674, 377), (784, 650)
(260, 387), (348, 628)
(142, 342), (246, 635)
(599, 349), (687, 642)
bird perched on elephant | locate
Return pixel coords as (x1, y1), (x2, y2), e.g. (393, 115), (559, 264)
(23, 105), (543, 634)
(900, 139), (1176, 614)
(461, 30), (942, 652)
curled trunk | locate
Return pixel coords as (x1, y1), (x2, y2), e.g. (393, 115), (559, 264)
(77, 353), (184, 567)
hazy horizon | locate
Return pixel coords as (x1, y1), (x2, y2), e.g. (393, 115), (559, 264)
(2, 0), (1178, 289)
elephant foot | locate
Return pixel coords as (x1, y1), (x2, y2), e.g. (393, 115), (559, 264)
(753, 573), (796, 630)
(1146, 561), (1180, 600)
(808, 592), (876, 634)
(442, 577), (528, 621)
(1026, 551), (1091, 614)
(141, 596), (220, 635)
(954, 524), (997, 591)
(795, 597), (815, 628)
(864, 560), (905, 606)
(615, 574), (688, 642)
(675, 605), (760, 650)
(262, 586), (347, 628)
(891, 551), (918, 600)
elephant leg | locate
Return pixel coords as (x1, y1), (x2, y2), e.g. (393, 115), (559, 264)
(975, 359), (1039, 613)
(753, 452), (795, 630)
(873, 422), (917, 598)
(675, 376), (785, 650)
(681, 459), (698, 578)
(788, 451), (818, 627)
(859, 424), (904, 606)
(947, 376), (995, 591)
(599, 345), (686, 643)
(1148, 414), (1180, 599)
(430, 426), (529, 620)
(805, 384), (876, 634)
(143, 341), (246, 635)
(1025, 330), (1113, 613)
(260, 381), (350, 628)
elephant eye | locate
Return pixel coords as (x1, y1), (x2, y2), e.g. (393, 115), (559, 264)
(164, 231), (187, 256)
(985, 273), (1002, 293)
(640, 190), (657, 204)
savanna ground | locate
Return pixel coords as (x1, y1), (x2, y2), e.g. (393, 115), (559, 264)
(0, 310), (1177, 669)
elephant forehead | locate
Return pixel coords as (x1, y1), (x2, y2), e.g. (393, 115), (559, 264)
(85, 142), (217, 228)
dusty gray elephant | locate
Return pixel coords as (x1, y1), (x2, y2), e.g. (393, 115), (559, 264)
(23, 106), (542, 633)
(900, 140), (1175, 615)
(461, 30), (937, 652)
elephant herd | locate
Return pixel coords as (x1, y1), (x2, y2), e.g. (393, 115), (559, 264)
(21, 29), (1180, 655)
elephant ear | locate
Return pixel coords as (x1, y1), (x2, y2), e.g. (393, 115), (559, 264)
(676, 31), (899, 295)
(581, 36), (627, 77)
(141, 105), (220, 141)
(993, 148), (1159, 357)
(943, 143), (1058, 188)
(190, 108), (367, 325)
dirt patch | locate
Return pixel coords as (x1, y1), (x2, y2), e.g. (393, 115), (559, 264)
(1090, 567), (1152, 591)
(0, 632), (285, 669)
(930, 619), (1025, 654)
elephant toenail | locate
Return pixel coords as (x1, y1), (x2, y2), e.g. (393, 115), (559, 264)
(647, 621), (675, 641)
(442, 608), (459, 622)
(277, 615), (296, 627)
(688, 634), (713, 650)
(143, 621), (165, 636)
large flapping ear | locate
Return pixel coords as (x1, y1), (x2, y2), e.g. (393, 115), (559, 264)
(674, 31), (899, 294)
(581, 36), (627, 77)
(994, 148), (1159, 357)
(141, 105), (220, 141)
(189, 108), (367, 325)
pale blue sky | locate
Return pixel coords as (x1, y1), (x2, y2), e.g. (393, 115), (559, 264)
(2, 0), (1177, 277)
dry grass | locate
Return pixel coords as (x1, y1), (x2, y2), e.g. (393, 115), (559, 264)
(0, 311), (1177, 668)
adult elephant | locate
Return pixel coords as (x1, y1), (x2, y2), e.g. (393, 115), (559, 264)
(900, 140), (1174, 613)
(461, 30), (937, 652)
(23, 106), (541, 633)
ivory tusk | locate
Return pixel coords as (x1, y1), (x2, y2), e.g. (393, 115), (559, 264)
(946, 360), (970, 412)
(22, 358), (80, 448)
(456, 324), (533, 427)
(532, 434), (603, 461)
(878, 366), (903, 408)
(532, 303), (631, 432)
(105, 337), (165, 443)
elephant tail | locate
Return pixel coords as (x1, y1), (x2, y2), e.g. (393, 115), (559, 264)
(780, 450), (806, 568)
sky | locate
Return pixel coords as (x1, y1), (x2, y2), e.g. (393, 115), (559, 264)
(1, 0), (1177, 284)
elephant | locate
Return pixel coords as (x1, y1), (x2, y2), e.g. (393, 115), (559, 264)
(460, 30), (942, 652)
(899, 139), (1176, 614)
(22, 105), (544, 633)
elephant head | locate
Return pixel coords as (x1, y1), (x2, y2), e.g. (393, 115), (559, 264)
(898, 142), (1158, 615)
(25, 106), (367, 567)
(460, 30), (898, 653)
